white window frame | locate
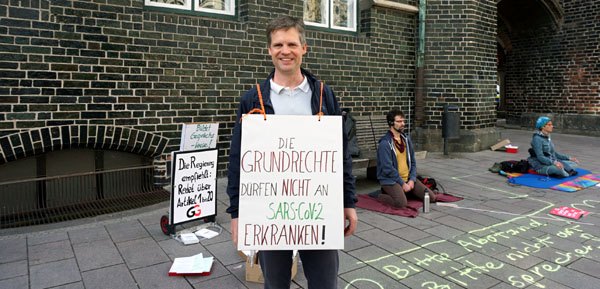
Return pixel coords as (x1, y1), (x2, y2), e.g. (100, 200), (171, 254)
(304, 0), (329, 29)
(195, 0), (235, 16)
(330, 0), (356, 32)
(144, 0), (236, 17)
(304, 0), (356, 32)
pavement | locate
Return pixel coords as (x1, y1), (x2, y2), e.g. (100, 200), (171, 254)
(1, 128), (600, 289)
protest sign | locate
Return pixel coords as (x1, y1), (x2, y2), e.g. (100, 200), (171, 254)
(180, 123), (219, 151)
(170, 149), (218, 225)
(238, 115), (344, 250)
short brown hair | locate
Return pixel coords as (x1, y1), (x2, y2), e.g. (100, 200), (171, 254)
(386, 110), (405, 126)
(266, 15), (306, 47)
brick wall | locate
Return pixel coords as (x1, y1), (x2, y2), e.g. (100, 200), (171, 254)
(416, 0), (499, 151)
(504, 0), (600, 131)
(0, 0), (419, 179)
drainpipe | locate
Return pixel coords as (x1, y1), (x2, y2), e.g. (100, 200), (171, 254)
(415, 0), (426, 128)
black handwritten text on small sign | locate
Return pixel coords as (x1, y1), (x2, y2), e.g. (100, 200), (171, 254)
(170, 149), (218, 225)
(238, 115), (343, 250)
(180, 123), (219, 151)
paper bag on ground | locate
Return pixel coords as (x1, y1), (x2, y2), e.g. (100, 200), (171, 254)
(244, 251), (298, 283)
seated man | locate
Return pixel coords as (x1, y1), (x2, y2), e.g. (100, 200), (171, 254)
(527, 116), (580, 178)
(375, 109), (436, 208)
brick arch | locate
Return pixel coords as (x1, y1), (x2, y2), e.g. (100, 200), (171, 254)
(0, 125), (169, 165)
(498, 0), (564, 32)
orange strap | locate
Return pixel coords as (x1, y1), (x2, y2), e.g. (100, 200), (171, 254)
(239, 81), (324, 122)
(239, 83), (267, 123)
(317, 82), (324, 121)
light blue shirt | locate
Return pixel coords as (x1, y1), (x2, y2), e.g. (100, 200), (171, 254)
(270, 76), (312, 115)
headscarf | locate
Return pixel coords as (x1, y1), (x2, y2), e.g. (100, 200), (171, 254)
(536, 117), (551, 130)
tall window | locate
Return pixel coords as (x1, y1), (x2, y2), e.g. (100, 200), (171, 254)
(145, 0), (235, 16)
(304, 0), (356, 32)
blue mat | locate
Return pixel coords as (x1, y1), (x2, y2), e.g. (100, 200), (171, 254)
(508, 168), (591, 188)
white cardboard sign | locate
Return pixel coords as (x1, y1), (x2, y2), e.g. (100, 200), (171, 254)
(170, 149), (218, 225)
(180, 123), (219, 151)
(238, 115), (344, 250)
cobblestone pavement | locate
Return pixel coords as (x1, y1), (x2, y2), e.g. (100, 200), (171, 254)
(1, 128), (600, 289)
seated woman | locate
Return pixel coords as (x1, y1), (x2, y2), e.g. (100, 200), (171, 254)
(527, 117), (580, 178)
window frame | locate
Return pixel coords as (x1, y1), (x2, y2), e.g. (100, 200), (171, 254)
(144, 0), (237, 20)
(304, 0), (358, 34)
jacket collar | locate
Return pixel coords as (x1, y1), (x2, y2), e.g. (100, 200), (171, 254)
(255, 68), (323, 115)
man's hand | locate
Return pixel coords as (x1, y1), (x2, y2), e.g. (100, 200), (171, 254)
(407, 180), (415, 190)
(230, 218), (238, 246)
(554, 161), (563, 170)
(402, 183), (411, 193)
(570, 157), (580, 165)
(344, 208), (358, 237)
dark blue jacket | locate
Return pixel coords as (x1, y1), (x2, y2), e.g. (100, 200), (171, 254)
(226, 68), (357, 218)
(376, 132), (417, 186)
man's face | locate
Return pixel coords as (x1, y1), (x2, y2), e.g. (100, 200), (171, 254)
(268, 27), (307, 76)
(393, 115), (406, 132)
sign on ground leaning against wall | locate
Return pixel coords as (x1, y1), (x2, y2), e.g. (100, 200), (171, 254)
(170, 149), (218, 225)
(238, 114), (344, 250)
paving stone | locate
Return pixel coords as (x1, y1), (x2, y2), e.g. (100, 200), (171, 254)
(29, 239), (75, 265)
(73, 238), (123, 271)
(131, 261), (193, 289)
(401, 271), (462, 289)
(81, 264), (137, 289)
(30, 259), (81, 289)
(191, 275), (247, 289)
(424, 224), (465, 240)
(538, 261), (600, 289)
(436, 215), (485, 232)
(389, 225), (431, 242)
(0, 237), (27, 263)
(347, 245), (395, 264)
(0, 259), (27, 280)
(492, 247), (545, 270)
(139, 217), (172, 242)
(568, 257), (600, 277)
(338, 250), (367, 274)
(524, 278), (571, 289)
(106, 220), (150, 243)
(354, 228), (417, 254)
(225, 261), (265, 289)
(355, 211), (407, 232)
(342, 234), (370, 252)
(401, 247), (463, 277)
(68, 226), (111, 244)
(354, 219), (374, 233)
(27, 231), (69, 246)
(339, 266), (409, 289)
(49, 282), (85, 289)
(116, 237), (170, 270)
(0, 275), (28, 288)
(418, 236), (471, 259)
(204, 240), (244, 266)
(445, 268), (502, 288)
(157, 238), (208, 260)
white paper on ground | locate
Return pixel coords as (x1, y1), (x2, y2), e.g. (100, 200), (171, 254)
(195, 228), (219, 239)
(180, 233), (200, 245)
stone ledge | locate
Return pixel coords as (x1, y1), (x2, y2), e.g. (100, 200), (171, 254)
(412, 127), (502, 153)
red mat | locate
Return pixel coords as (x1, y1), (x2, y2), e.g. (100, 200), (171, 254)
(356, 193), (463, 218)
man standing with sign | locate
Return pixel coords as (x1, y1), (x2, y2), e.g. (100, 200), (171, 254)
(226, 15), (357, 289)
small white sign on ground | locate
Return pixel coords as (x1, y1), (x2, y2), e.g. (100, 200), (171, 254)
(170, 149), (218, 225)
(238, 114), (344, 250)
